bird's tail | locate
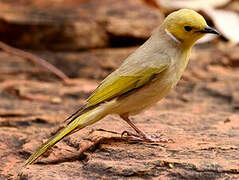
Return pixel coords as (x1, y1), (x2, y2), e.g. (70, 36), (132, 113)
(24, 105), (108, 166)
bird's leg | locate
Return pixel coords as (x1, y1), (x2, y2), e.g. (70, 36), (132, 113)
(120, 115), (173, 143)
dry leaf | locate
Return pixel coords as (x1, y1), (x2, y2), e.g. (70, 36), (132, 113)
(226, 1), (239, 13)
(156, 0), (230, 11)
(203, 8), (239, 44)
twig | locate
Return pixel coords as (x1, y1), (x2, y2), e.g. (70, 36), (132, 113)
(0, 41), (70, 82)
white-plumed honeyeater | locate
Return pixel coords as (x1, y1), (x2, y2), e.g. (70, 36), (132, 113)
(24, 9), (219, 166)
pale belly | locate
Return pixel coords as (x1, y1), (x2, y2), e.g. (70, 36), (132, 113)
(108, 69), (180, 116)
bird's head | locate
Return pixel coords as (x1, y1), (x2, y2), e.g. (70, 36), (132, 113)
(164, 9), (219, 47)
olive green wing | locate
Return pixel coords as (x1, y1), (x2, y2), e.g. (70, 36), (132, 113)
(66, 53), (171, 124)
(66, 65), (170, 124)
(86, 63), (170, 108)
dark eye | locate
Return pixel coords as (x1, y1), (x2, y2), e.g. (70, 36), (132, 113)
(184, 26), (192, 32)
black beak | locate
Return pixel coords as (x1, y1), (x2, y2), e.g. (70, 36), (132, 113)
(199, 26), (220, 35)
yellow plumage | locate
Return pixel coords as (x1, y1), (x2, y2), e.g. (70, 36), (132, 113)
(24, 9), (219, 166)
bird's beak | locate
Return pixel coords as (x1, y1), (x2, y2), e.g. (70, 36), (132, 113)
(199, 26), (220, 35)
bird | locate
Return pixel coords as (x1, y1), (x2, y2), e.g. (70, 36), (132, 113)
(24, 9), (219, 166)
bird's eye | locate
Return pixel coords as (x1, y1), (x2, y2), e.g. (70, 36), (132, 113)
(184, 26), (192, 32)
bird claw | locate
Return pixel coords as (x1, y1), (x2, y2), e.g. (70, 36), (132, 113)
(121, 130), (174, 143)
(121, 131), (143, 141)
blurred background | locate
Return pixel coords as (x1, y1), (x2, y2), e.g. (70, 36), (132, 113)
(1, 0), (239, 179)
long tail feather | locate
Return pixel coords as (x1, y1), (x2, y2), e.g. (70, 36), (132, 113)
(24, 105), (107, 166)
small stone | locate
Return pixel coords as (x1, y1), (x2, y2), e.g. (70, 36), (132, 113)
(168, 163), (174, 169)
(51, 97), (62, 104)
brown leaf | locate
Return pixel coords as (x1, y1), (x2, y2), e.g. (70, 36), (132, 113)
(203, 8), (239, 44)
(156, 0), (230, 11)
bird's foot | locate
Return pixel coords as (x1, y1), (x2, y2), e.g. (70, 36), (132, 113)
(121, 131), (173, 143)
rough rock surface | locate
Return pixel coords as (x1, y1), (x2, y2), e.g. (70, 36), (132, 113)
(0, 44), (239, 179)
(0, 0), (163, 50)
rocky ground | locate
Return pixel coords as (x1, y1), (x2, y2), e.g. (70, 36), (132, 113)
(0, 0), (239, 179)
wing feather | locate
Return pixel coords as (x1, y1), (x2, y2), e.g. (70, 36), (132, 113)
(66, 50), (171, 124)
(87, 64), (170, 107)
